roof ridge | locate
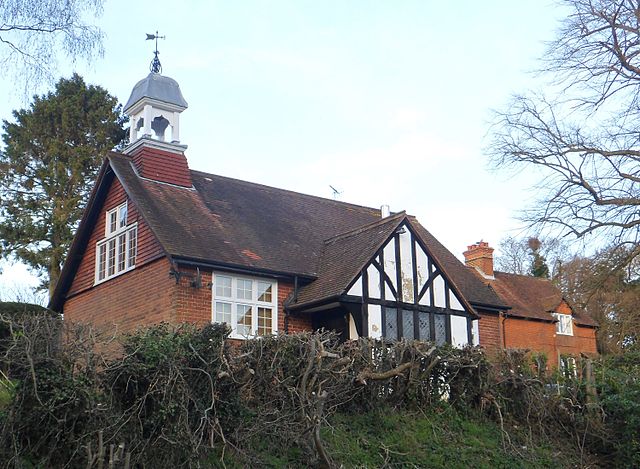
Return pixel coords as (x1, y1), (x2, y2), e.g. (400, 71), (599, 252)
(494, 270), (552, 281)
(324, 212), (406, 245)
(190, 169), (381, 214)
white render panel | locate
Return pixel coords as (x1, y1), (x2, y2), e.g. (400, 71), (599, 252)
(383, 240), (397, 292)
(347, 276), (363, 297)
(368, 304), (382, 339)
(367, 264), (381, 299)
(433, 275), (446, 308)
(349, 313), (359, 340)
(399, 230), (414, 303)
(415, 244), (429, 292)
(471, 319), (480, 346)
(448, 290), (465, 311)
(384, 282), (395, 301)
(418, 287), (431, 306)
(451, 315), (468, 348)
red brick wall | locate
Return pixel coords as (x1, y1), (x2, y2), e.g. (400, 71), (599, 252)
(67, 177), (164, 297)
(477, 312), (502, 351)
(172, 271), (313, 334)
(175, 267), (212, 326)
(131, 146), (191, 187)
(278, 281), (313, 334)
(65, 257), (175, 332)
(503, 318), (558, 365)
(556, 326), (598, 357)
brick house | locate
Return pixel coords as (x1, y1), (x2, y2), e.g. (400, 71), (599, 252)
(463, 241), (598, 369)
(50, 70), (597, 366)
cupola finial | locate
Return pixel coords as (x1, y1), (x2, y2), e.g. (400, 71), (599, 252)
(146, 31), (166, 74)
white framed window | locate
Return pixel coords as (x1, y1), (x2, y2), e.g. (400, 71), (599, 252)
(106, 202), (128, 236)
(560, 355), (578, 378)
(212, 273), (278, 339)
(553, 313), (573, 336)
(95, 201), (137, 284)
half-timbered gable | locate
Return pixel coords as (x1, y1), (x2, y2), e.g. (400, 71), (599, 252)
(288, 216), (479, 347)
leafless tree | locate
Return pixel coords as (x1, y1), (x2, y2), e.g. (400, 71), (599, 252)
(0, 0), (104, 91)
(559, 245), (640, 353)
(495, 236), (569, 279)
(488, 0), (640, 261)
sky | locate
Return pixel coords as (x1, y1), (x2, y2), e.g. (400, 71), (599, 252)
(0, 0), (566, 302)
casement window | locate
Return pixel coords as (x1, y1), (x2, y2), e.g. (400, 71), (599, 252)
(553, 313), (573, 336)
(380, 307), (473, 347)
(559, 355), (578, 378)
(95, 202), (137, 284)
(212, 273), (278, 339)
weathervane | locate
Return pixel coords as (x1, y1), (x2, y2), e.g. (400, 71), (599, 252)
(146, 31), (166, 74)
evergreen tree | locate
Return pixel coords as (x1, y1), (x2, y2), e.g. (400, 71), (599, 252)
(0, 74), (127, 298)
(527, 238), (550, 279)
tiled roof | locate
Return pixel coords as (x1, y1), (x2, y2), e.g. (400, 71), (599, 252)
(293, 213), (406, 306)
(476, 270), (597, 327)
(110, 153), (381, 277)
(410, 220), (507, 309)
(52, 152), (509, 312)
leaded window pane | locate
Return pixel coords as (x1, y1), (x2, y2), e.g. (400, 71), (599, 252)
(128, 227), (137, 268)
(434, 314), (447, 346)
(402, 309), (414, 340)
(215, 302), (232, 324)
(237, 279), (253, 300)
(98, 244), (106, 281)
(216, 276), (232, 297)
(257, 307), (272, 336)
(107, 239), (116, 276)
(418, 312), (430, 341)
(117, 233), (127, 271)
(109, 211), (117, 234)
(384, 307), (398, 340)
(237, 304), (252, 336)
(257, 282), (272, 302)
(119, 204), (128, 228)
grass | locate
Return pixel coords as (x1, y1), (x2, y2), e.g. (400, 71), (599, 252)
(0, 376), (15, 410)
(322, 407), (563, 468)
(208, 405), (592, 468)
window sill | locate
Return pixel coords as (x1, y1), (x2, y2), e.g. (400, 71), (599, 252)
(94, 265), (136, 286)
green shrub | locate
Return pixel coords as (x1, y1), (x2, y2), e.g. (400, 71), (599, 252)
(594, 350), (640, 467)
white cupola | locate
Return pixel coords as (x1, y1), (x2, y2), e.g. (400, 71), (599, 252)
(123, 72), (188, 145)
(120, 35), (193, 188)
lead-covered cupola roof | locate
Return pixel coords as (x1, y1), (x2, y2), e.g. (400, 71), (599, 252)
(123, 73), (188, 113)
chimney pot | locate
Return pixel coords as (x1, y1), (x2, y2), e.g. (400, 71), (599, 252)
(463, 240), (494, 278)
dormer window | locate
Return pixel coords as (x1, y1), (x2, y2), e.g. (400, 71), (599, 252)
(95, 202), (137, 284)
(553, 313), (573, 336)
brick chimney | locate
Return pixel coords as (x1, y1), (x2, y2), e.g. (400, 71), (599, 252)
(128, 142), (192, 188)
(463, 241), (494, 278)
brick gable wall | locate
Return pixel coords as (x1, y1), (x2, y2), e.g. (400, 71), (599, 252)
(67, 178), (164, 298)
(476, 298), (598, 368)
(65, 257), (175, 332)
